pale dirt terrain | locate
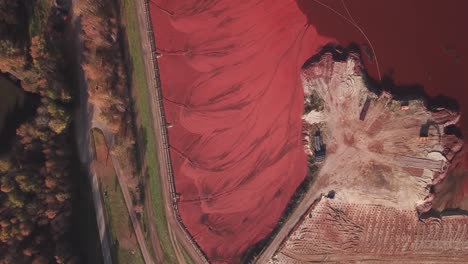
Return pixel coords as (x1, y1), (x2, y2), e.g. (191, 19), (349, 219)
(261, 51), (465, 263)
(272, 198), (468, 263)
(301, 53), (451, 210)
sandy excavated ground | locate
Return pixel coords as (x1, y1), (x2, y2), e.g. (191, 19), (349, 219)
(272, 199), (468, 263)
(270, 51), (465, 263)
(301, 52), (459, 210)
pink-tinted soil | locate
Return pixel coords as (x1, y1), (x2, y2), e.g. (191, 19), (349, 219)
(149, 1), (331, 262)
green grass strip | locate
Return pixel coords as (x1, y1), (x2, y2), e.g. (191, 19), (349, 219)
(106, 174), (145, 264)
(182, 247), (196, 264)
(29, 0), (52, 37)
(121, 0), (177, 262)
(93, 130), (145, 264)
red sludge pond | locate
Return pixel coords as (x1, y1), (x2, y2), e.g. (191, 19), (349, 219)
(149, 0), (468, 262)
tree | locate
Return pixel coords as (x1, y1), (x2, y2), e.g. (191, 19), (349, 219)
(0, 220), (10, 228)
(0, 228), (11, 242)
(45, 209), (57, 219)
(22, 247), (33, 257)
(48, 119), (67, 134)
(30, 36), (45, 62)
(0, 157), (12, 173)
(1, 175), (14, 193)
(35, 115), (49, 127)
(7, 192), (25, 208)
(44, 177), (57, 189)
(46, 103), (64, 118)
(15, 175), (38, 193)
(0, 40), (18, 56)
(55, 193), (70, 202)
(19, 222), (32, 236)
(0, 181), (14, 193)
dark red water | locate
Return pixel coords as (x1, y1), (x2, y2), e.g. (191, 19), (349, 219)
(298, 0), (468, 211)
(298, 0), (468, 136)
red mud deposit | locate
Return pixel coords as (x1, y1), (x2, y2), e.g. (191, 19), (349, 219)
(149, 1), (330, 262)
(297, 0), (468, 149)
(298, 0), (468, 212)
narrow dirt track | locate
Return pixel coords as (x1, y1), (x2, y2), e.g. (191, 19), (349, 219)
(111, 154), (154, 264)
(133, 0), (208, 263)
(255, 185), (322, 263)
(143, 176), (165, 263)
(91, 111), (154, 264)
(73, 0), (193, 262)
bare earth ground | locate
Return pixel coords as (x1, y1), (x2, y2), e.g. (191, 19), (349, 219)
(301, 53), (450, 209)
(262, 51), (465, 263)
(273, 199), (468, 263)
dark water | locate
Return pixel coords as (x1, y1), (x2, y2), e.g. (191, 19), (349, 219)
(0, 74), (40, 153)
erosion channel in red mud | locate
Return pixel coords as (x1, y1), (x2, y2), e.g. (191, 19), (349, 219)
(150, 0), (330, 262)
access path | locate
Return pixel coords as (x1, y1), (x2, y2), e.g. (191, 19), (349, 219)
(133, 0), (208, 263)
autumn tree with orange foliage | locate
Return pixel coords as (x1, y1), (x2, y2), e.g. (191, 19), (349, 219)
(0, 0), (78, 263)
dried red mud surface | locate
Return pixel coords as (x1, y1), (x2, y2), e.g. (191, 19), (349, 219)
(149, 0), (468, 261)
(149, 0), (330, 262)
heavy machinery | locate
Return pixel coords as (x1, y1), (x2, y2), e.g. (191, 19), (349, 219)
(314, 130), (326, 162)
